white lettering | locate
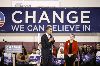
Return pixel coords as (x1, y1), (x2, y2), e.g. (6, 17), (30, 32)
(11, 25), (24, 31)
(81, 11), (90, 23)
(25, 11), (36, 23)
(67, 11), (78, 24)
(53, 11), (64, 23)
(12, 11), (22, 23)
(38, 11), (50, 23)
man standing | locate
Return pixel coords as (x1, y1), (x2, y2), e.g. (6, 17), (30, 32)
(41, 26), (55, 66)
(64, 33), (78, 66)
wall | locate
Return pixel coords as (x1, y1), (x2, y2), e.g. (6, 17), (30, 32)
(1, 0), (100, 7)
(0, 33), (100, 42)
(60, 0), (100, 7)
(0, 0), (11, 7)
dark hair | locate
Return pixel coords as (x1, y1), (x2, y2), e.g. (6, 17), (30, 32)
(83, 44), (86, 46)
(22, 45), (27, 55)
(71, 33), (75, 38)
(46, 26), (52, 31)
(37, 49), (40, 51)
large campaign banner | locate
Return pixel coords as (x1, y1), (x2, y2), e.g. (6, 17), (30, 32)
(0, 7), (100, 33)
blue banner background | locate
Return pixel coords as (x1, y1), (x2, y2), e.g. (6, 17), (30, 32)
(0, 7), (100, 33)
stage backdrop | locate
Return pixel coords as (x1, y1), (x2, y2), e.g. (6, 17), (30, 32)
(0, 7), (100, 33)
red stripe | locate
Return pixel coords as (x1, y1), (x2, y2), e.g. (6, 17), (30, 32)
(0, 24), (4, 26)
(0, 21), (4, 24)
(0, 21), (5, 27)
(0, 22), (4, 23)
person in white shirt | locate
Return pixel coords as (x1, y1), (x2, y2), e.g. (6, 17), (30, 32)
(37, 43), (42, 55)
(57, 43), (64, 58)
(58, 43), (64, 54)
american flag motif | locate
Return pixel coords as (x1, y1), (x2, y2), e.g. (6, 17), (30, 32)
(0, 11), (5, 27)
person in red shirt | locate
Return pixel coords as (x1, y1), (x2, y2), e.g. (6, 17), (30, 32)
(64, 33), (78, 66)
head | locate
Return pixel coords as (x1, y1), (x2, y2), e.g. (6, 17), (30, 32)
(32, 49), (36, 54)
(46, 26), (52, 34)
(38, 44), (42, 49)
(60, 48), (64, 54)
(59, 43), (64, 47)
(96, 44), (100, 50)
(83, 44), (87, 48)
(70, 33), (75, 40)
(36, 49), (40, 54)
(22, 45), (27, 55)
(87, 46), (91, 52)
(79, 46), (82, 50)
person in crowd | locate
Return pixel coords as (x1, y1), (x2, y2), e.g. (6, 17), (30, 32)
(79, 46), (83, 64)
(81, 45), (96, 66)
(29, 49), (41, 66)
(58, 43), (64, 54)
(64, 33), (78, 66)
(96, 44), (100, 65)
(31, 49), (36, 54)
(16, 45), (28, 64)
(0, 47), (5, 66)
(41, 26), (55, 66)
(37, 43), (42, 55)
(96, 44), (100, 53)
(86, 46), (93, 64)
(81, 44), (87, 65)
(36, 49), (41, 55)
(90, 46), (95, 65)
(82, 44), (87, 55)
(57, 43), (64, 58)
(52, 45), (57, 57)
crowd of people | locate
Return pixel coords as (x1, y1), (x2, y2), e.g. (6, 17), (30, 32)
(0, 42), (100, 66)
(0, 26), (100, 66)
(79, 44), (95, 66)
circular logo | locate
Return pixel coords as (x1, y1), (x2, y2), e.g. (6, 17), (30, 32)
(0, 11), (5, 27)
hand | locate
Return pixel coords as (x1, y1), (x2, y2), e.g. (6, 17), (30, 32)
(49, 37), (54, 42)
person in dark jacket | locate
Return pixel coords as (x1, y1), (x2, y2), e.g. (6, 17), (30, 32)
(41, 26), (55, 66)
